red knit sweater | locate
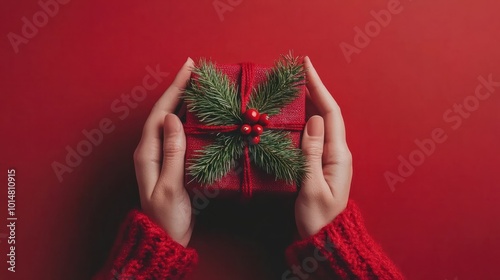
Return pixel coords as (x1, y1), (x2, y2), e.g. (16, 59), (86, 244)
(93, 201), (403, 279)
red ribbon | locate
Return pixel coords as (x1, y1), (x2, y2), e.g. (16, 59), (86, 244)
(240, 63), (256, 198)
(184, 63), (304, 198)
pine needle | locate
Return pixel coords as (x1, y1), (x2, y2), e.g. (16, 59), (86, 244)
(248, 52), (306, 115)
(249, 130), (307, 186)
(187, 133), (244, 185)
(183, 59), (242, 125)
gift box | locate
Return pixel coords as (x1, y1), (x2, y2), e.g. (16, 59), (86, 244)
(183, 55), (306, 198)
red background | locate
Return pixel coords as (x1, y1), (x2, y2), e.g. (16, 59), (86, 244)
(1, 0), (499, 279)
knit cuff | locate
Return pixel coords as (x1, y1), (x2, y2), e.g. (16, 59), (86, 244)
(95, 210), (197, 280)
(285, 201), (404, 280)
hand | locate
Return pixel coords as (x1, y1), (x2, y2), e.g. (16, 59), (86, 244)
(133, 58), (194, 247)
(295, 56), (353, 239)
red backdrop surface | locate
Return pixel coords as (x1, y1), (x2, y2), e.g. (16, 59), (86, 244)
(1, 0), (500, 279)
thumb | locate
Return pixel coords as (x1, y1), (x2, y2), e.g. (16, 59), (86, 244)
(157, 113), (186, 194)
(302, 115), (325, 182)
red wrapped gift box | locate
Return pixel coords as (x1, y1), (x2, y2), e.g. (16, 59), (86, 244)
(184, 62), (306, 198)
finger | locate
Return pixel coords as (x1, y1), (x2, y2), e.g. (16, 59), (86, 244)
(303, 56), (337, 114)
(301, 116), (329, 196)
(134, 137), (163, 203)
(151, 57), (195, 117)
(304, 56), (347, 152)
(144, 57), (194, 135)
(135, 58), (193, 200)
(156, 113), (186, 196)
(304, 56), (352, 197)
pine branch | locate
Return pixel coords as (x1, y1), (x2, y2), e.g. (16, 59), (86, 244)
(187, 134), (244, 185)
(183, 59), (242, 125)
(249, 130), (307, 186)
(248, 53), (306, 116)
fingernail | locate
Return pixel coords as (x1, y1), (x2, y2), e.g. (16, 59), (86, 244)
(165, 113), (181, 133)
(305, 56), (311, 64)
(306, 116), (323, 137)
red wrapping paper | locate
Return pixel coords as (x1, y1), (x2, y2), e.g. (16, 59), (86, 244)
(184, 62), (306, 197)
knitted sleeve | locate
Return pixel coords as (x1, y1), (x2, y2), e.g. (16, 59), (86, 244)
(285, 201), (404, 280)
(93, 210), (197, 280)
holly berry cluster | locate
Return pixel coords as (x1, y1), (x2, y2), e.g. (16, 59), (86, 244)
(239, 108), (270, 145)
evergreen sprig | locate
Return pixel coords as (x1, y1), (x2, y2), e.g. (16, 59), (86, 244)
(184, 54), (308, 186)
(187, 134), (244, 185)
(248, 53), (306, 115)
(249, 130), (307, 186)
(183, 59), (242, 125)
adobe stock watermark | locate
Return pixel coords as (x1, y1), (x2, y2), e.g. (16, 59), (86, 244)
(51, 65), (169, 183)
(339, 0), (408, 63)
(281, 235), (337, 280)
(213, 0), (243, 22)
(7, 0), (71, 54)
(385, 74), (500, 192)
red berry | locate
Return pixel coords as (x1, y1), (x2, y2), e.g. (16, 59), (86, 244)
(240, 124), (252, 135)
(244, 108), (260, 124)
(249, 135), (260, 145)
(252, 124), (263, 136)
(258, 113), (270, 126)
